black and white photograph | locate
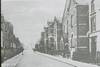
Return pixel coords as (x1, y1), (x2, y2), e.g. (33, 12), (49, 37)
(1, 0), (100, 67)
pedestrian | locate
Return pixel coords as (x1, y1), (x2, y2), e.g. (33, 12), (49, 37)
(63, 43), (70, 58)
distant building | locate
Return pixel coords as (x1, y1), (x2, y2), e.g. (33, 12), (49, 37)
(38, 17), (63, 55)
(40, 32), (46, 53)
(47, 21), (55, 55)
(44, 27), (49, 53)
(53, 17), (63, 55)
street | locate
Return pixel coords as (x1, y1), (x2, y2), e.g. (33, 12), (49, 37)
(2, 49), (75, 67)
(2, 49), (99, 67)
(16, 50), (75, 67)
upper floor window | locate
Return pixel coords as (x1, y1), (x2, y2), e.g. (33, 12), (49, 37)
(67, 21), (68, 35)
(71, 15), (73, 28)
(64, 25), (66, 33)
(71, 34), (73, 48)
(91, 1), (95, 13)
(91, 16), (96, 32)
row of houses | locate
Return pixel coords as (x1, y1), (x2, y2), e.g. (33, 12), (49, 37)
(35, 0), (100, 65)
(35, 17), (63, 55)
(1, 15), (24, 62)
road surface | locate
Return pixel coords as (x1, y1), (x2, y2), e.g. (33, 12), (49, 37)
(2, 49), (76, 67)
(16, 50), (75, 67)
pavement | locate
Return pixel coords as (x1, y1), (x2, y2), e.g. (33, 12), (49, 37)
(1, 49), (99, 67)
(1, 53), (22, 67)
(35, 51), (99, 67)
(15, 50), (75, 67)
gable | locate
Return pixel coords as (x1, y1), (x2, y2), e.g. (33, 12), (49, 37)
(68, 0), (77, 11)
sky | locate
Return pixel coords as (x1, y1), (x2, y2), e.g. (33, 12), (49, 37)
(1, 0), (66, 48)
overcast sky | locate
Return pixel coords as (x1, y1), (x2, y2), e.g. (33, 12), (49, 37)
(1, 0), (66, 48)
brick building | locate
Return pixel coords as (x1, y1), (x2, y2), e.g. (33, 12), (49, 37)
(88, 0), (100, 65)
(44, 27), (49, 53)
(38, 17), (63, 55)
(53, 17), (63, 55)
(62, 0), (90, 62)
(47, 21), (55, 55)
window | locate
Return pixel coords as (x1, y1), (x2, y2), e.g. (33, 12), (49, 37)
(91, 2), (95, 13)
(64, 25), (67, 33)
(71, 15), (73, 28)
(67, 21), (68, 35)
(71, 34), (73, 48)
(91, 16), (96, 32)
